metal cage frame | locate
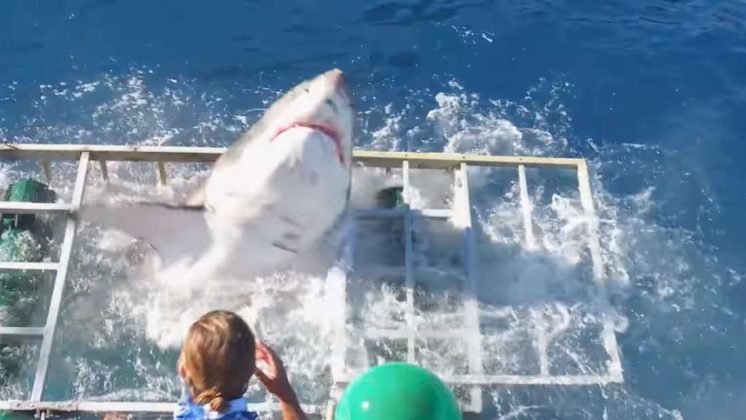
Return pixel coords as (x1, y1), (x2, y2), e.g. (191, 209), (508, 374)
(0, 144), (622, 418)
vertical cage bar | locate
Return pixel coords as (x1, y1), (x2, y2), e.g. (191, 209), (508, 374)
(40, 161), (52, 185)
(532, 310), (550, 376)
(31, 152), (90, 400)
(517, 164), (537, 250)
(330, 214), (354, 381)
(576, 160), (604, 284)
(576, 160), (623, 380)
(157, 161), (168, 186)
(99, 160), (109, 181)
(456, 163), (483, 411)
(402, 160), (416, 363)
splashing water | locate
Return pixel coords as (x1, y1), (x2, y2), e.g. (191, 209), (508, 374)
(0, 71), (742, 420)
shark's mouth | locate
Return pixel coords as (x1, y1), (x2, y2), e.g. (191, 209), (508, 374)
(272, 122), (345, 165)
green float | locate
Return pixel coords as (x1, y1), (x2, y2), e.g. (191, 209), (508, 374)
(334, 362), (462, 420)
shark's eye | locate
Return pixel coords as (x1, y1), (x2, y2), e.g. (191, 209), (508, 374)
(325, 98), (338, 113)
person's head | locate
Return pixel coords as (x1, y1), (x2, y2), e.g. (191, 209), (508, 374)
(178, 310), (256, 413)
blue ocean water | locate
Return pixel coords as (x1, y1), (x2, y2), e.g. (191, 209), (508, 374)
(1, 0), (745, 419)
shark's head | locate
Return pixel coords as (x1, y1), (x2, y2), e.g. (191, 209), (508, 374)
(257, 69), (355, 168)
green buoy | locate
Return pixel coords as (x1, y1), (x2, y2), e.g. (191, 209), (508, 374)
(0, 411), (29, 420)
(334, 363), (463, 420)
(1, 178), (56, 234)
(0, 179), (56, 322)
(376, 186), (405, 209)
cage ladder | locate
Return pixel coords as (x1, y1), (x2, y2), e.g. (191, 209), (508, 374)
(0, 152), (90, 401)
(328, 160), (484, 413)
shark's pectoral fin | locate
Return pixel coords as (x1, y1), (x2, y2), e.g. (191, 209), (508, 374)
(77, 201), (211, 266)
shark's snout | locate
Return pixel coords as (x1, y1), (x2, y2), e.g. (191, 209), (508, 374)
(326, 68), (344, 84)
(326, 68), (350, 99)
(332, 69), (346, 89)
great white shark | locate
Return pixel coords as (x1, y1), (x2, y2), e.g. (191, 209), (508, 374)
(78, 69), (355, 284)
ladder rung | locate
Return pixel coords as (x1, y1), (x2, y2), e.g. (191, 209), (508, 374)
(0, 262), (58, 271)
(334, 371), (621, 386)
(0, 401), (327, 416)
(416, 266), (466, 279)
(417, 208), (452, 219)
(0, 326), (45, 338)
(0, 202), (72, 214)
(353, 208), (452, 219)
(363, 328), (467, 340)
(354, 208), (407, 218)
(354, 266), (405, 278)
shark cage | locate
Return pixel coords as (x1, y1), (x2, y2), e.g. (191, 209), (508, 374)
(0, 145), (623, 419)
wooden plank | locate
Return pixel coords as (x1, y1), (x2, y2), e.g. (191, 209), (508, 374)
(31, 152), (89, 400)
(0, 144), (582, 169)
(0, 262), (58, 271)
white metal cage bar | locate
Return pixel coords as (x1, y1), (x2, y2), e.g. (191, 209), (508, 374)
(401, 160), (417, 363)
(0, 326), (46, 339)
(517, 164), (537, 250)
(328, 214), (353, 389)
(0, 144), (623, 418)
(0, 400), (329, 416)
(0, 144), (584, 168)
(0, 262), (59, 271)
(456, 163), (484, 412)
(31, 152), (90, 400)
(576, 160), (624, 382)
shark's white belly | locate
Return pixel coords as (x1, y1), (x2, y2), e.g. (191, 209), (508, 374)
(202, 129), (350, 278)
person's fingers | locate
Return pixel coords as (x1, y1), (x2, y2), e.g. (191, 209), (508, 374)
(254, 366), (271, 385)
(256, 341), (289, 381)
(258, 343), (281, 374)
(255, 342), (270, 359)
(257, 341), (279, 359)
(256, 345), (278, 375)
(258, 342), (286, 371)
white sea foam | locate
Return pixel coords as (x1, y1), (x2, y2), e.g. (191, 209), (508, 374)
(0, 71), (741, 420)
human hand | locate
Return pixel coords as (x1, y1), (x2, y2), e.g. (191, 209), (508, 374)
(254, 341), (306, 420)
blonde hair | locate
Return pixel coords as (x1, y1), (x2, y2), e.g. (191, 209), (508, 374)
(179, 310), (256, 413)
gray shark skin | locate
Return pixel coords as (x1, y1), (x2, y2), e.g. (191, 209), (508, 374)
(78, 69), (355, 284)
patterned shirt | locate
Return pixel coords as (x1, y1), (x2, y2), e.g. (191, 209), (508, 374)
(173, 395), (258, 420)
